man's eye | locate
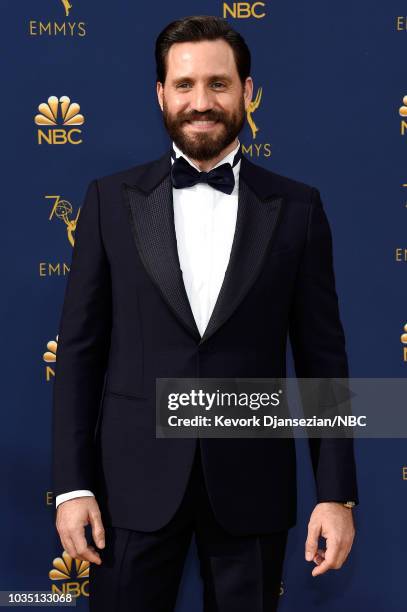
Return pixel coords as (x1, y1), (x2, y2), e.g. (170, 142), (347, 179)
(176, 82), (192, 89)
(211, 82), (226, 89)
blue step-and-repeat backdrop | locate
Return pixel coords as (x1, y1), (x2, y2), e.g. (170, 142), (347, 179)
(1, 1), (406, 610)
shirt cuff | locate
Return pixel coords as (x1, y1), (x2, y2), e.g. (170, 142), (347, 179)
(55, 490), (95, 508)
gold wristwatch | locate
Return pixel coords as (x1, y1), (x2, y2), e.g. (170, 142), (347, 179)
(343, 501), (356, 509)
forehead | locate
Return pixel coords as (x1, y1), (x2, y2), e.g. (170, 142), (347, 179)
(165, 39), (238, 79)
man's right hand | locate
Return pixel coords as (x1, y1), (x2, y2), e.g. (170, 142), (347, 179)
(56, 497), (105, 565)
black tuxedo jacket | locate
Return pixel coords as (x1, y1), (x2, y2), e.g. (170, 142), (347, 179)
(52, 149), (358, 534)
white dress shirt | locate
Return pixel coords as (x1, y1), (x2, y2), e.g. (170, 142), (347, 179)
(55, 139), (241, 508)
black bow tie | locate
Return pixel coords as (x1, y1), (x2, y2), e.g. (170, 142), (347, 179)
(170, 147), (241, 195)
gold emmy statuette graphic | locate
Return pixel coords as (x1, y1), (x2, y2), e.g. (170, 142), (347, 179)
(43, 336), (58, 363)
(399, 95), (407, 117)
(35, 96), (84, 126)
(246, 86), (262, 139)
(60, 0), (73, 17)
(47, 195), (80, 247)
(49, 550), (89, 598)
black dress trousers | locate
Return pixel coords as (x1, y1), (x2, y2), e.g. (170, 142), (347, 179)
(89, 444), (289, 612)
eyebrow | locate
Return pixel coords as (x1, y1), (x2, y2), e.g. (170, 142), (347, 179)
(172, 74), (233, 83)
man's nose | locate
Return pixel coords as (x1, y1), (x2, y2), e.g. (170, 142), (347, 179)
(189, 84), (213, 113)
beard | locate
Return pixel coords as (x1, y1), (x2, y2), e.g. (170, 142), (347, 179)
(162, 96), (245, 161)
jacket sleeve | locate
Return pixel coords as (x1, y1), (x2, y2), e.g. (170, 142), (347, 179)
(288, 187), (359, 504)
(52, 179), (112, 497)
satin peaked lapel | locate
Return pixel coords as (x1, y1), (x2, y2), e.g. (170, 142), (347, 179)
(121, 149), (283, 346)
(199, 174), (283, 345)
(122, 172), (201, 341)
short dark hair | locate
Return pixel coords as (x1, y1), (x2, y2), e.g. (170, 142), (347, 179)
(155, 15), (251, 84)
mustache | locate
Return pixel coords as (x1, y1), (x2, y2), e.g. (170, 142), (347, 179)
(178, 110), (225, 123)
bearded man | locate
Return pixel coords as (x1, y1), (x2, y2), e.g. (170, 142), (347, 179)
(52, 15), (358, 612)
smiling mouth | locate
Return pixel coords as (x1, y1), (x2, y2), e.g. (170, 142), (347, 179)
(185, 119), (219, 129)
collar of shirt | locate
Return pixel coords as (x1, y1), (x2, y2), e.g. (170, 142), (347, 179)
(171, 140), (241, 195)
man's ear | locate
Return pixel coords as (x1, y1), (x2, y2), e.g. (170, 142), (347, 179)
(243, 77), (254, 111)
(156, 81), (164, 111)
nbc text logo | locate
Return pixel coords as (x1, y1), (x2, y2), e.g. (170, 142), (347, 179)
(223, 1), (266, 19)
(35, 96), (85, 144)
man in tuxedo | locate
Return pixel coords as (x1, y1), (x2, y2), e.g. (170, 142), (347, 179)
(53, 15), (358, 612)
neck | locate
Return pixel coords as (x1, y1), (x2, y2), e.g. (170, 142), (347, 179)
(188, 138), (239, 171)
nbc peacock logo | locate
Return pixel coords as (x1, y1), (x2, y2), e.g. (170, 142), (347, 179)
(43, 335), (58, 381)
(34, 95), (85, 145)
(399, 95), (407, 136)
(49, 549), (89, 599)
(401, 323), (407, 361)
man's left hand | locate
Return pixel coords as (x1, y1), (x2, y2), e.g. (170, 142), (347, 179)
(305, 502), (355, 577)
